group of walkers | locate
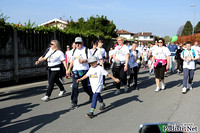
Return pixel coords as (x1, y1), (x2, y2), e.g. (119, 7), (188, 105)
(35, 36), (200, 118)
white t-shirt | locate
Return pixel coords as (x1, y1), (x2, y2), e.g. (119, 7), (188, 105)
(142, 51), (148, 61)
(114, 44), (129, 62)
(45, 48), (65, 71)
(191, 45), (200, 55)
(128, 50), (138, 68)
(86, 65), (108, 93)
(181, 49), (199, 69)
(72, 46), (92, 71)
(66, 50), (72, 63)
(90, 49), (102, 64)
(109, 50), (114, 62)
(97, 47), (107, 63)
(152, 46), (171, 59)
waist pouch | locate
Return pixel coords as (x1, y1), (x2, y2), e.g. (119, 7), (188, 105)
(113, 61), (125, 68)
(48, 64), (62, 70)
(73, 70), (87, 79)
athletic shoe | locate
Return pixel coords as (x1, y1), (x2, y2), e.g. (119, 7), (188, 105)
(124, 85), (128, 92)
(182, 87), (187, 94)
(161, 83), (165, 90)
(114, 89), (120, 95)
(58, 90), (66, 96)
(99, 103), (106, 111)
(155, 87), (160, 92)
(70, 84), (73, 88)
(41, 96), (49, 101)
(69, 103), (78, 110)
(188, 84), (193, 90)
(135, 86), (139, 91)
(85, 112), (94, 119)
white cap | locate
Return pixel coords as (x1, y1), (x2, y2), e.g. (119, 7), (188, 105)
(88, 56), (97, 63)
(75, 37), (83, 43)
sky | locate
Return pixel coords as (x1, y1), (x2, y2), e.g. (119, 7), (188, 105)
(1, 0), (200, 37)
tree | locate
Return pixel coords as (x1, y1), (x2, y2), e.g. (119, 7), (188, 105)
(164, 36), (171, 43)
(176, 25), (184, 36)
(181, 21), (193, 36)
(0, 11), (9, 25)
(194, 21), (200, 33)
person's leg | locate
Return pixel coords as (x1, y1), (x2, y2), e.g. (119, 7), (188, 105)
(91, 93), (98, 110)
(55, 74), (65, 91)
(71, 74), (79, 104)
(81, 77), (93, 100)
(188, 69), (194, 84)
(113, 67), (120, 89)
(128, 68), (133, 87)
(120, 66), (127, 86)
(155, 78), (160, 88)
(133, 66), (138, 87)
(172, 56), (175, 72)
(46, 71), (58, 97)
(183, 68), (189, 88)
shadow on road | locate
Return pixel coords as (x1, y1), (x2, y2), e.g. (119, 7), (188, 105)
(0, 106), (69, 133)
(95, 95), (143, 117)
(0, 103), (39, 128)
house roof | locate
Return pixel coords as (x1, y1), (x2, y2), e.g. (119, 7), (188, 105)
(38, 18), (69, 26)
(134, 32), (152, 37)
(116, 29), (134, 34)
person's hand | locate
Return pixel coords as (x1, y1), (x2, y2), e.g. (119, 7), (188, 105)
(124, 65), (127, 72)
(166, 65), (169, 70)
(35, 61), (39, 65)
(148, 64), (151, 69)
(114, 58), (118, 62)
(114, 78), (120, 83)
(79, 59), (85, 64)
(77, 79), (81, 83)
(66, 70), (70, 76)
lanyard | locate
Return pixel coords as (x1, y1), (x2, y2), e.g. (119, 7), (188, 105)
(118, 44), (124, 50)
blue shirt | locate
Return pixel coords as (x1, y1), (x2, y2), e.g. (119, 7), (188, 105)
(168, 44), (178, 56)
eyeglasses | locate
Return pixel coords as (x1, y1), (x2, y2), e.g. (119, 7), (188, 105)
(158, 42), (163, 43)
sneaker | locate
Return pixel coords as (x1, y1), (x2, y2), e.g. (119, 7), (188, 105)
(58, 90), (66, 96)
(85, 112), (94, 119)
(114, 89), (120, 95)
(99, 103), (106, 111)
(124, 85), (128, 92)
(135, 86), (139, 91)
(182, 87), (187, 94)
(70, 84), (73, 88)
(161, 83), (165, 90)
(155, 87), (160, 92)
(41, 96), (49, 101)
(188, 84), (193, 90)
(69, 103), (78, 110)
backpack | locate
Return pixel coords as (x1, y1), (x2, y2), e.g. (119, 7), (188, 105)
(72, 47), (88, 59)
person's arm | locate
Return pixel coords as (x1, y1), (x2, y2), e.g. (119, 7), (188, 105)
(107, 73), (120, 83)
(66, 60), (74, 76)
(35, 56), (46, 65)
(166, 55), (170, 70)
(62, 60), (68, 76)
(77, 74), (89, 83)
(124, 53), (129, 72)
(100, 59), (104, 68)
(149, 56), (155, 68)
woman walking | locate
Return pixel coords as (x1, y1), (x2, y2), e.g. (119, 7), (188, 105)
(149, 38), (170, 92)
(35, 40), (68, 101)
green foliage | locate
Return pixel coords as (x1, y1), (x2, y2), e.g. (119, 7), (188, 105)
(181, 21), (193, 36)
(164, 36), (171, 42)
(194, 21), (200, 33)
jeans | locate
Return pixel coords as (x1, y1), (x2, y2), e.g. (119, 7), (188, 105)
(169, 56), (175, 72)
(91, 93), (103, 109)
(71, 70), (93, 104)
(46, 70), (65, 97)
(183, 68), (194, 88)
(128, 66), (138, 86)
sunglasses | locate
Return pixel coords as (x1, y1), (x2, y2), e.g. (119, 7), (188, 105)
(158, 42), (163, 43)
(50, 43), (54, 45)
(75, 42), (82, 45)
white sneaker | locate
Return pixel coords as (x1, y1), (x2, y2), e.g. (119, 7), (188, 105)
(41, 96), (49, 101)
(182, 87), (187, 94)
(114, 89), (120, 95)
(161, 83), (165, 90)
(58, 90), (66, 96)
(155, 87), (160, 92)
(70, 84), (73, 88)
(124, 85), (128, 92)
(188, 84), (193, 90)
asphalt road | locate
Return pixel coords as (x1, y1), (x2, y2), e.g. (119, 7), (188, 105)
(0, 67), (200, 133)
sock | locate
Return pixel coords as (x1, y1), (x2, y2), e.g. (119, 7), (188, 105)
(90, 108), (95, 113)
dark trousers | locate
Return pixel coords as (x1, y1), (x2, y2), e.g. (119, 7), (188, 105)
(71, 71), (93, 104)
(128, 66), (138, 86)
(113, 65), (127, 89)
(91, 93), (103, 109)
(183, 68), (194, 88)
(177, 59), (183, 71)
(46, 70), (65, 97)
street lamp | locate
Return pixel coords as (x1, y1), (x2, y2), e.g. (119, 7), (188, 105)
(190, 4), (196, 35)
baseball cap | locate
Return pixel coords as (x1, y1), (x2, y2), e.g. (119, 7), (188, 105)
(88, 56), (97, 64)
(75, 37), (83, 43)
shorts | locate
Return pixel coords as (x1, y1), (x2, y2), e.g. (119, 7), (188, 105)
(154, 65), (166, 80)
